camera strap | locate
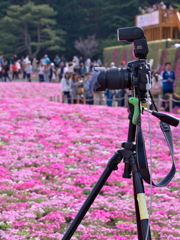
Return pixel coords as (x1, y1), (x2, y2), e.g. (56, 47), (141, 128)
(136, 118), (176, 187)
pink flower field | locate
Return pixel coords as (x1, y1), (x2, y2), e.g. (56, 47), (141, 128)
(0, 82), (179, 240)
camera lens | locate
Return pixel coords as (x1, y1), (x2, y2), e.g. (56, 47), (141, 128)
(95, 68), (132, 91)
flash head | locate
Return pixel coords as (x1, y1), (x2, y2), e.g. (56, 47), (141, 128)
(117, 27), (148, 59)
(117, 27), (144, 42)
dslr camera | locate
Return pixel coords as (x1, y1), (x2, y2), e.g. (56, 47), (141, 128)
(94, 27), (151, 101)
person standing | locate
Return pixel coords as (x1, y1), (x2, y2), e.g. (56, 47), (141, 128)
(90, 68), (105, 105)
(12, 55), (17, 64)
(59, 62), (65, 81)
(72, 56), (79, 66)
(151, 71), (162, 110)
(2, 61), (11, 82)
(84, 61), (90, 73)
(22, 55), (30, 79)
(49, 63), (57, 82)
(38, 63), (44, 82)
(25, 61), (32, 82)
(86, 58), (91, 68)
(83, 73), (92, 104)
(105, 63), (116, 106)
(32, 58), (38, 71)
(44, 64), (50, 82)
(160, 2), (166, 9)
(67, 61), (76, 73)
(97, 58), (102, 66)
(79, 56), (83, 65)
(61, 72), (72, 104)
(16, 60), (21, 79)
(54, 55), (61, 69)
(71, 73), (80, 103)
(23, 55), (30, 64)
(44, 55), (50, 64)
(0, 55), (4, 67)
(110, 62), (116, 68)
(71, 73), (84, 104)
(78, 62), (87, 77)
(12, 61), (18, 80)
(61, 55), (67, 64)
(40, 56), (46, 65)
(114, 61), (127, 106)
(0, 55), (4, 81)
(161, 62), (176, 108)
(120, 60), (127, 68)
(105, 89), (114, 106)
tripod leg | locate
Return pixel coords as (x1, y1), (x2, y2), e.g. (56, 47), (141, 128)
(62, 151), (123, 240)
(131, 156), (151, 240)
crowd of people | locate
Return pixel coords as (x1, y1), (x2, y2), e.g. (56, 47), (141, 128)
(138, 2), (174, 14)
(150, 62), (180, 111)
(0, 54), (33, 82)
(59, 57), (179, 111)
(0, 53), (128, 107)
(0, 53), (179, 111)
(0, 54), (103, 83)
(61, 59), (127, 107)
(61, 59), (180, 112)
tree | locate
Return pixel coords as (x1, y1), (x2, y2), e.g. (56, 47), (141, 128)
(74, 35), (99, 59)
(0, 0), (179, 59)
(0, 2), (65, 57)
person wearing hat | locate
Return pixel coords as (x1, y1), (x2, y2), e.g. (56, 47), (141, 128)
(49, 63), (57, 82)
(120, 60), (127, 68)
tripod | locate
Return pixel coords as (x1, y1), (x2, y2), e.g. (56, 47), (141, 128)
(62, 98), (151, 240)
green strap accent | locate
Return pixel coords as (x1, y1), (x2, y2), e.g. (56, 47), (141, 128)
(128, 97), (141, 125)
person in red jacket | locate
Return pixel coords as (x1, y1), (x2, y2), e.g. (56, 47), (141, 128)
(12, 61), (18, 80)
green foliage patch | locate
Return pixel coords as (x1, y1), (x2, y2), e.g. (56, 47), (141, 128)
(0, 0), (179, 59)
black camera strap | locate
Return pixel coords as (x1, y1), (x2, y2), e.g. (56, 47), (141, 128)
(136, 118), (176, 187)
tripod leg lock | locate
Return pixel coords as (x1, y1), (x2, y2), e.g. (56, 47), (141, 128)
(107, 151), (123, 170)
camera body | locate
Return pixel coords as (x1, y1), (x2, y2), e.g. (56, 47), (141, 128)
(94, 27), (151, 100)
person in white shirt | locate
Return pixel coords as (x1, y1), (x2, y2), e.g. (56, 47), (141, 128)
(160, 2), (166, 9)
(97, 58), (102, 66)
(72, 56), (79, 66)
(25, 61), (32, 82)
(61, 72), (72, 104)
(110, 62), (116, 68)
(23, 55), (30, 64)
(67, 62), (76, 73)
(63, 64), (68, 77)
(84, 61), (90, 73)
(86, 58), (91, 67)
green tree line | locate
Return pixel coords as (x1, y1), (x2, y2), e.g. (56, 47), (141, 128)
(0, 0), (179, 60)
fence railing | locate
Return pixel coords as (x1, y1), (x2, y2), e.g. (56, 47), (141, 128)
(49, 95), (180, 114)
